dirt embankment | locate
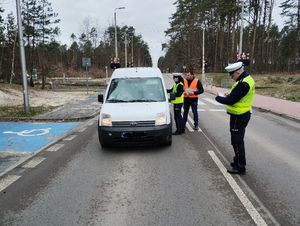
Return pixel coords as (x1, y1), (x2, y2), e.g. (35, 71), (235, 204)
(0, 83), (90, 107)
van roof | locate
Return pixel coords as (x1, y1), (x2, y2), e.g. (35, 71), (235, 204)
(111, 67), (162, 79)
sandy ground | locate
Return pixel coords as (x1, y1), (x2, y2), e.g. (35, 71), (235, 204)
(0, 84), (90, 107)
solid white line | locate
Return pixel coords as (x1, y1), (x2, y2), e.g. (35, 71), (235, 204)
(186, 122), (194, 132)
(197, 109), (205, 112)
(209, 109), (226, 112)
(46, 143), (64, 152)
(208, 150), (267, 226)
(0, 175), (21, 192)
(63, 135), (77, 141)
(187, 115), (202, 132)
(203, 98), (223, 105)
(22, 157), (46, 169)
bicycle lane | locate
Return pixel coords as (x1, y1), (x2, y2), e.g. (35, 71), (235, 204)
(0, 122), (79, 153)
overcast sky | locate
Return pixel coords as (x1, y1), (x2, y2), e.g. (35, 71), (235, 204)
(2, 0), (283, 67)
(2, 0), (176, 67)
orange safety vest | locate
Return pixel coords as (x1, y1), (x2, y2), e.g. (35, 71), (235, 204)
(184, 78), (198, 98)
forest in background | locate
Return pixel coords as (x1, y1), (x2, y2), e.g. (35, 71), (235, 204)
(158, 0), (300, 74)
(0, 0), (152, 88)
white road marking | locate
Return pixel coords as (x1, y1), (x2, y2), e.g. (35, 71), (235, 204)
(186, 121), (194, 132)
(63, 135), (77, 141)
(208, 150), (267, 226)
(0, 175), (21, 192)
(209, 109), (226, 112)
(203, 98), (223, 105)
(22, 157), (46, 169)
(87, 120), (95, 126)
(187, 115), (202, 132)
(197, 109), (205, 111)
(198, 100), (206, 105)
(46, 143), (64, 152)
(77, 127), (87, 133)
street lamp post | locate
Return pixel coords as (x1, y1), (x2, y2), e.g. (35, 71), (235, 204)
(239, 0), (245, 56)
(114, 7), (125, 59)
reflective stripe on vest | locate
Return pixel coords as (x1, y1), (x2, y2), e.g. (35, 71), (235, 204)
(184, 78), (198, 98)
(226, 75), (255, 115)
(171, 82), (184, 104)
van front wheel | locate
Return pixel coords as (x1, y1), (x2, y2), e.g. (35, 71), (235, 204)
(163, 135), (172, 146)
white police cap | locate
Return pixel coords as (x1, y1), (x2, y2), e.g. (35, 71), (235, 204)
(225, 61), (243, 73)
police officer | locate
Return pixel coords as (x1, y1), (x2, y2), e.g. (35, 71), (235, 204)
(183, 71), (204, 131)
(215, 62), (255, 175)
(167, 74), (184, 135)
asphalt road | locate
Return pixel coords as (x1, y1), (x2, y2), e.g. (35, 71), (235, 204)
(0, 116), (269, 226)
(0, 90), (299, 225)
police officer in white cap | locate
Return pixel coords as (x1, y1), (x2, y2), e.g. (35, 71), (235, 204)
(215, 62), (255, 175)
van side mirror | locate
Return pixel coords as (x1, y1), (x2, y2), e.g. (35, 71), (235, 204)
(98, 94), (104, 103)
(169, 92), (176, 101)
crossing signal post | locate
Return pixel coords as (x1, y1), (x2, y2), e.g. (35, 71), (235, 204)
(237, 52), (250, 66)
(110, 57), (121, 69)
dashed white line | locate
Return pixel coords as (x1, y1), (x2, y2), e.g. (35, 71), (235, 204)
(208, 150), (267, 226)
(197, 109), (205, 111)
(198, 100), (206, 105)
(209, 109), (226, 112)
(63, 135), (77, 141)
(22, 157), (46, 169)
(46, 143), (64, 152)
(0, 175), (21, 192)
(203, 98), (223, 105)
(77, 127), (87, 133)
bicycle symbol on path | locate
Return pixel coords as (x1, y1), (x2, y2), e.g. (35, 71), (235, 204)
(3, 128), (52, 136)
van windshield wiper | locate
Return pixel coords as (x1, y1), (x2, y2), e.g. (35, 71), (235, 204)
(107, 99), (128, 103)
(128, 99), (161, 102)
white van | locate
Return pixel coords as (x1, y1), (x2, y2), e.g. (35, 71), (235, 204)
(98, 67), (174, 147)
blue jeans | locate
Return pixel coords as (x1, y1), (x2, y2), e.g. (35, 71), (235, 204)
(183, 99), (198, 128)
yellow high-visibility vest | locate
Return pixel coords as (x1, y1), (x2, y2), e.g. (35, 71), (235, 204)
(171, 82), (184, 104)
(227, 75), (255, 115)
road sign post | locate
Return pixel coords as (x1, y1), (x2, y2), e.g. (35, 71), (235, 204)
(82, 58), (91, 94)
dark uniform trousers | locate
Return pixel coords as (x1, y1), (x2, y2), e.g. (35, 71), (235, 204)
(174, 103), (184, 133)
(230, 111), (251, 170)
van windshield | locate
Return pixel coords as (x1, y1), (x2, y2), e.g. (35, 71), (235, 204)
(106, 77), (166, 103)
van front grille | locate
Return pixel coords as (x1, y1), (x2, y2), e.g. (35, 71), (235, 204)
(112, 120), (155, 127)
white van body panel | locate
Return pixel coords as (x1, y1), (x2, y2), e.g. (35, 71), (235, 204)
(100, 102), (169, 122)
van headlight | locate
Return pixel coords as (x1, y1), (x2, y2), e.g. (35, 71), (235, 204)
(101, 113), (112, 127)
(155, 113), (166, 126)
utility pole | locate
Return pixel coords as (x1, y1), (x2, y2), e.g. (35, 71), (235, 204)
(125, 33), (128, 67)
(239, 0), (245, 56)
(16, 0), (30, 113)
(131, 36), (134, 66)
(202, 27), (205, 84)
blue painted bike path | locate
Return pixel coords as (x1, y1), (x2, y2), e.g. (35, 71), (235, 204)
(0, 122), (79, 153)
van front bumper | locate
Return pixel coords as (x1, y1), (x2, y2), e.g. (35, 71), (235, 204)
(98, 124), (172, 146)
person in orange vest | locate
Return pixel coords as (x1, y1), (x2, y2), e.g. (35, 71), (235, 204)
(182, 71), (204, 131)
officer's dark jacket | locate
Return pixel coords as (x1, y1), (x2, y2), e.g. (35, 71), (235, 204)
(215, 71), (250, 106)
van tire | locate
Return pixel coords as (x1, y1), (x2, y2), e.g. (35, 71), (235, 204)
(163, 135), (172, 146)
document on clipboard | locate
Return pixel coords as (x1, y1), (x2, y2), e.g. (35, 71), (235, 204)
(217, 92), (225, 97)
